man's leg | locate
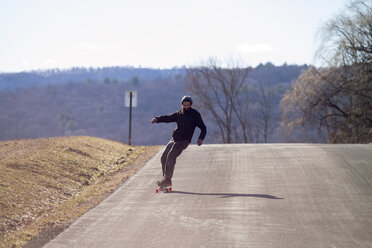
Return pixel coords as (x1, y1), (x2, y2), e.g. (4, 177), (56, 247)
(164, 140), (189, 180)
(161, 140), (174, 176)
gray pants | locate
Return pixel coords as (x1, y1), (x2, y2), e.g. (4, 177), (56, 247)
(161, 139), (189, 179)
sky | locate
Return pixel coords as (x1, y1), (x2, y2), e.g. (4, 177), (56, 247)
(0, 0), (348, 72)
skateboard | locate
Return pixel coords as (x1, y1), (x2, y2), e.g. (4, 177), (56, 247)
(156, 186), (173, 193)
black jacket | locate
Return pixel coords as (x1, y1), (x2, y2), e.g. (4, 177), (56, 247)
(155, 108), (207, 143)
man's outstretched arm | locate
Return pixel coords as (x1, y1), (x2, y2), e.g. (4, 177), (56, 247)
(151, 112), (177, 124)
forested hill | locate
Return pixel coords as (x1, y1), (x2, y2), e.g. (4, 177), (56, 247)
(0, 63), (306, 92)
(0, 67), (186, 92)
(0, 63), (308, 145)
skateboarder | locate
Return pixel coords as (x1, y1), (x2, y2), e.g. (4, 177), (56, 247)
(151, 96), (207, 188)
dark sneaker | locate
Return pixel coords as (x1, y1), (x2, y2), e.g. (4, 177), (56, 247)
(158, 177), (172, 188)
(156, 176), (166, 186)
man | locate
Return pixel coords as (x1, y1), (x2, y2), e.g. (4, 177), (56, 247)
(151, 96), (207, 188)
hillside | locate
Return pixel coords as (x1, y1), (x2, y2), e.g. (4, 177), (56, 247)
(0, 64), (308, 144)
(0, 67), (185, 92)
(0, 64), (305, 92)
(0, 136), (161, 248)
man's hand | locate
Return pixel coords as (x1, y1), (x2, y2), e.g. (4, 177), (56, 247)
(197, 138), (203, 146)
(151, 118), (157, 124)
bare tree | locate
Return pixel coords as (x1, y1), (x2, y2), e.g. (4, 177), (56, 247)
(281, 0), (372, 143)
(282, 65), (371, 143)
(258, 81), (274, 143)
(187, 57), (251, 143)
(316, 0), (372, 66)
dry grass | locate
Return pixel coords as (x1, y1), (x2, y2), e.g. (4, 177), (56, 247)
(0, 136), (161, 248)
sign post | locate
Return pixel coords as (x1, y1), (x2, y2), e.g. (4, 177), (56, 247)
(125, 91), (137, 145)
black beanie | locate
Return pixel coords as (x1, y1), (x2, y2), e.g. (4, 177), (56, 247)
(181, 96), (193, 105)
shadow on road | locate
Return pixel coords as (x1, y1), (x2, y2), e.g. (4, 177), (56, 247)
(170, 191), (283, 199)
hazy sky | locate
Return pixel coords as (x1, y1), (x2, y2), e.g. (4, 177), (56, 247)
(0, 0), (347, 72)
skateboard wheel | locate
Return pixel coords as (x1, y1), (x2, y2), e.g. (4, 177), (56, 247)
(156, 189), (159, 193)
(169, 187), (172, 192)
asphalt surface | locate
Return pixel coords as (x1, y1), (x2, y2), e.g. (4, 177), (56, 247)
(44, 144), (372, 248)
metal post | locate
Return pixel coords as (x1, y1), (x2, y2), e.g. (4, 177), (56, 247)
(129, 92), (133, 145)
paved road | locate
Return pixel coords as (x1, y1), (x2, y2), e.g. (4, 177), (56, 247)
(44, 144), (372, 248)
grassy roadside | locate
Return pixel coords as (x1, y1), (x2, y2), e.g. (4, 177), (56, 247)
(0, 136), (161, 248)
